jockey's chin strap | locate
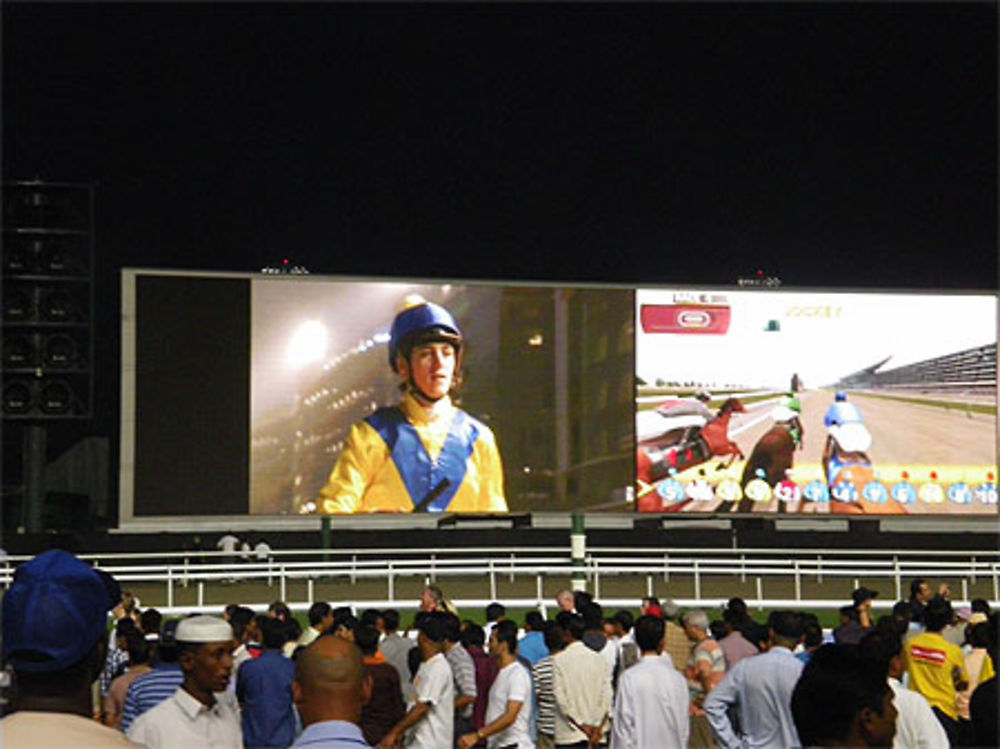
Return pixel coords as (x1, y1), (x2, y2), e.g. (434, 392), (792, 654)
(408, 380), (445, 406)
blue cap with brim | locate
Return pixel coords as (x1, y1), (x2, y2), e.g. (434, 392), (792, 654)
(3, 550), (120, 672)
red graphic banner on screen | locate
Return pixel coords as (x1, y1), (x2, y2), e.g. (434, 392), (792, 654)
(640, 304), (731, 334)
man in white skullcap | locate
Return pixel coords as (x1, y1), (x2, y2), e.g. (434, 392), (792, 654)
(128, 615), (242, 749)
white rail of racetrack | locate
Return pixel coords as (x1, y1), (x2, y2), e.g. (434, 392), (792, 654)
(2, 547), (998, 617)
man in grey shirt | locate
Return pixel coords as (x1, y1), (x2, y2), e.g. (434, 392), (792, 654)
(442, 613), (477, 746)
(704, 611), (805, 749)
(379, 609), (416, 703)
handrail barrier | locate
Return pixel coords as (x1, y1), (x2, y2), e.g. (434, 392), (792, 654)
(3, 546), (996, 616)
(103, 597), (938, 619)
(7, 544), (1000, 562)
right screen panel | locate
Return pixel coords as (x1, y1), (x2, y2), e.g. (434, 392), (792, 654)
(635, 289), (998, 516)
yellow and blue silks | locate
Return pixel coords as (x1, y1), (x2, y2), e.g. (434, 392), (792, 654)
(319, 392), (507, 514)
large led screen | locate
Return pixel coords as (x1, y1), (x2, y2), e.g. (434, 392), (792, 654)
(635, 289), (998, 515)
(251, 278), (634, 515)
(123, 272), (997, 522)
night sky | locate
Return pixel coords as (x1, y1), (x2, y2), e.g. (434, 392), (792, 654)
(3, 3), (998, 451)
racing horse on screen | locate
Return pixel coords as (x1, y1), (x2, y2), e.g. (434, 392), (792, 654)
(740, 397), (804, 489)
(741, 425), (797, 489)
(823, 429), (907, 515)
(637, 397), (747, 484)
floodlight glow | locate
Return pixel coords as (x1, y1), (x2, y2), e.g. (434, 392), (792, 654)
(286, 320), (329, 369)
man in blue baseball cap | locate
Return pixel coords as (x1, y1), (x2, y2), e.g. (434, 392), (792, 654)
(1, 549), (144, 747)
(318, 296), (507, 514)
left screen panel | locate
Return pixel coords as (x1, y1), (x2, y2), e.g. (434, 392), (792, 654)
(134, 275), (250, 515)
(127, 273), (637, 519)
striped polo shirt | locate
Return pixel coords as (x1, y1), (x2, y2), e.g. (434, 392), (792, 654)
(122, 662), (183, 733)
(445, 642), (478, 719)
(532, 654), (556, 736)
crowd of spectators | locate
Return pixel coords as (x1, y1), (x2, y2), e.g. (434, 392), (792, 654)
(1, 551), (997, 749)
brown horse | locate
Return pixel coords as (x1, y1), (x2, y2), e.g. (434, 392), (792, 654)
(637, 397), (747, 483)
(699, 397), (747, 465)
(741, 423), (796, 489)
(822, 436), (907, 515)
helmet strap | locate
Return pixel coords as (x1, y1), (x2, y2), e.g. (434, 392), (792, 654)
(408, 377), (446, 406)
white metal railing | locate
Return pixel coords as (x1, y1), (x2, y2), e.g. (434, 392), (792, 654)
(135, 597), (934, 619)
(3, 546), (997, 612)
(5, 544), (999, 565)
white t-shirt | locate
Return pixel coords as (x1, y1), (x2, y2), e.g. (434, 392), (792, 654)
(485, 661), (534, 749)
(407, 652), (454, 749)
(599, 638), (618, 678)
(216, 535), (239, 554)
(889, 677), (949, 749)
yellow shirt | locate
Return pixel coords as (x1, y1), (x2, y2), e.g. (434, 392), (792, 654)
(319, 393), (506, 513)
(958, 649), (996, 719)
(980, 652), (996, 683)
(905, 631), (969, 720)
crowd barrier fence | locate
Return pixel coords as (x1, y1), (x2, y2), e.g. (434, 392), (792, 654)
(2, 546), (997, 617)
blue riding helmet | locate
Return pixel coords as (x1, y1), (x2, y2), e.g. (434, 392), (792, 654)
(835, 391), (847, 401)
(388, 302), (463, 372)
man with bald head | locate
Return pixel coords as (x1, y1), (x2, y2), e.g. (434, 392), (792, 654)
(555, 588), (575, 614)
(291, 635), (373, 748)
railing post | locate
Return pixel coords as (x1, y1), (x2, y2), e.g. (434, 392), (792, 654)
(794, 560), (801, 601)
(663, 553), (670, 583)
(893, 556), (901, 601)
(320, 516), (331, 564)
(536, 573), (543, 605)
(694, 560), (701, 601)
(993, 564), (998, 603)
(962, 577), (968, 602)
(350, 554), (357, 585)
(594, 569), (601, 601)
(167, 566), (174, 609)
(755, 577), (763, 610)
(182, 555), (190, 588)
(971, 557), (976, 585)
(646, 575), (653, 597)
(740, 553), (746, 583)
(308, 578), (314, 604)
(570, 513), (587, 592)
(388, 562), (395, 601)
(431, 554), (437, 583)
(280, 566), (287, 602)
(197, 581), (204, 608)
(817, 554), (823, 584)
(489, 560), (497, 601)
(509, 553), (516, 583)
